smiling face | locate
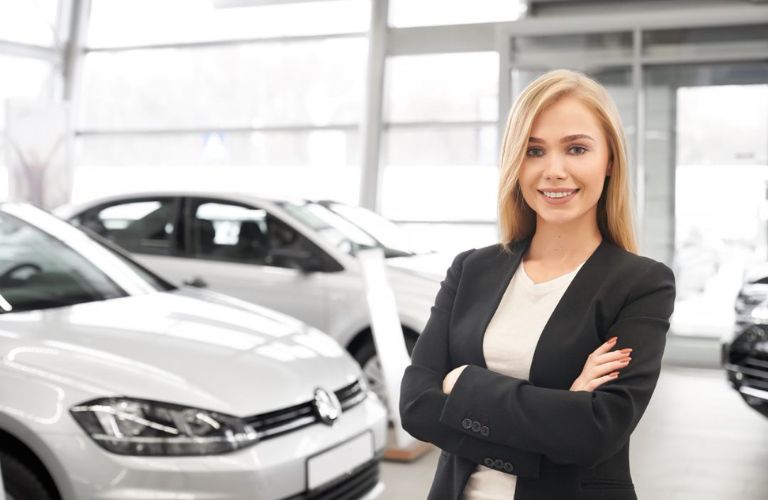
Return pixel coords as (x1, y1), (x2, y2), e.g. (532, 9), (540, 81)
(518, 94), (612, 228)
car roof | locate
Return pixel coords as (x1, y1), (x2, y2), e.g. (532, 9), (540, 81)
(59, 191), (324, 212)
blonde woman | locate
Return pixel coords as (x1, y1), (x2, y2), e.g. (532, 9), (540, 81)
(399, 69), (675, 500)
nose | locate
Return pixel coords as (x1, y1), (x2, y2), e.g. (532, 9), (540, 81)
(542, 153), (568, 180)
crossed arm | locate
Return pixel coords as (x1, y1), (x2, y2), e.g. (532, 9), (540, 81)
(399, 248), (675, 475)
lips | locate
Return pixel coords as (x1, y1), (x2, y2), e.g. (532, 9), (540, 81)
(537, 188), (580, 204)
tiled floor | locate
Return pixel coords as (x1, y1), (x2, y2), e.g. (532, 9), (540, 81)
(380, 337), (768, 499)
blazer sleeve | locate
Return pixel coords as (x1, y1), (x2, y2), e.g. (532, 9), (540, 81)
(399, 248), (543, 478)
(439, 259), (676, 467)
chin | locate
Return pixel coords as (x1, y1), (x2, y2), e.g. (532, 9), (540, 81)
(535, 208), (587, 226)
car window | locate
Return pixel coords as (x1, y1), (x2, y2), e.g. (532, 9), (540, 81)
(74, 199), (178, 256)
(277, 200), (379, 256)
(190, 201), (321, 269)
(0, 211), (127, 313)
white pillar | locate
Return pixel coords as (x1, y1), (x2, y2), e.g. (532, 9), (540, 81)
(359, 0), (388, 212)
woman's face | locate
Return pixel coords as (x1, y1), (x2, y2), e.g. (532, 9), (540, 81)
(518, 95), (612, 227)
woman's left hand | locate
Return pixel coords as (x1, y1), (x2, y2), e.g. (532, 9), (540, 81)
(442, 365), (468, 394)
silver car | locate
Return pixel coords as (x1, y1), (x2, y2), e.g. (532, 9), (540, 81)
(55, 192), (453, 407)
(0, 203), (387, 500)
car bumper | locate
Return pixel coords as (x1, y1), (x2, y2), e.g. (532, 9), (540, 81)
(48, 394), (388, 500)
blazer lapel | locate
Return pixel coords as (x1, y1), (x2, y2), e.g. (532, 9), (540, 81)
(527, 238), (610, 388)
(470, 237), (531, 370)
(472, 237), (611, 389)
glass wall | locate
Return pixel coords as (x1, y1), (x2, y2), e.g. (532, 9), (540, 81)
(389, 0), (525, 28)
(74, 0), (370, 205)
(380, 51), (499, 254)
(88, 0), (369, 47)
(644, 62), (768, 340)
(0, 0), (63, 201)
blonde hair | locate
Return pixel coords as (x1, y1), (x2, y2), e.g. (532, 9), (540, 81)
(497, 69), (637, 254)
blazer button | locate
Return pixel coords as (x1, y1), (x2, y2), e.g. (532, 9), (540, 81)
(462, 418), (473, 429)
(503, 462), (514, 473)
(493, 459), (504, 470)
(480, 426), (489, 437)
(471, 421), (481, 432)
(483, 457), (495, 467)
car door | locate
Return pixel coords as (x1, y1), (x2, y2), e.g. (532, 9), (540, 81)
(72, 196), (185, 274)
(160, 197), (332, 332)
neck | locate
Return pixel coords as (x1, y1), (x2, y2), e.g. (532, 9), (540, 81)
(526, 212), (602, 264)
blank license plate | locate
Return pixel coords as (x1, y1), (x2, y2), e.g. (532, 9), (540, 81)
(307, 432), (374, 490)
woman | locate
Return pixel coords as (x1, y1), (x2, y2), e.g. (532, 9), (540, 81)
(399, 69), (676, 500)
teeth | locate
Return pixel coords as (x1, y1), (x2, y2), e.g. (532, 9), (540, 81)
(543, 190), (575, 198)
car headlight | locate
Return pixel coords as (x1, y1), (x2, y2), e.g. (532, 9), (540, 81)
(70, 397), (258, 456)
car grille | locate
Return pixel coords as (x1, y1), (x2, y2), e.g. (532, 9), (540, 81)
(736, 355), (768, 390)
(284, 459), (380, 500)
(245, 380), (367, 441)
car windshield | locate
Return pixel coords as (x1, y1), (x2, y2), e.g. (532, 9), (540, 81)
(0, 208), (170, 314)
(323, 202), (434, 258)
(277, 201), (380, 256)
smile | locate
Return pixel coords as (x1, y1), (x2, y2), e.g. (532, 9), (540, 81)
(537, 189), (579, 204)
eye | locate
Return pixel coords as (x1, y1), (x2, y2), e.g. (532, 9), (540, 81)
(526, 147), (544, 158)
(568, 145), (588, 155)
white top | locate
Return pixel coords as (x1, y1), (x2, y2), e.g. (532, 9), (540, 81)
(462, 259), (585, 500)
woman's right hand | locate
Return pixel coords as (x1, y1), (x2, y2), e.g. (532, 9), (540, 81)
(569, 336), (633, 392)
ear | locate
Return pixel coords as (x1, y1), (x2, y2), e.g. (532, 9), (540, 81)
(606, 161), (613, 176)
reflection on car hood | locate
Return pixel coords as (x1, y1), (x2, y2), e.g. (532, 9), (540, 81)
(385, 251), (456, 280)
(0, 289), (360, 416)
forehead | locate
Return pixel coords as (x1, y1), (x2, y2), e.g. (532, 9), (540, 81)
(530, 95), (604, 138)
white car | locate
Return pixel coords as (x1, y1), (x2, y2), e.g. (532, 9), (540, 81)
(56, 192), (453, 406)
(0, 203), (387, 500)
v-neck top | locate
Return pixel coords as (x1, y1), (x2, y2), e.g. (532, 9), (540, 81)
(463, 258), (586, 500)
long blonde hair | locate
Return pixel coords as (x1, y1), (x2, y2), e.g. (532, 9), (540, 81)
(497, 69), (637, 254)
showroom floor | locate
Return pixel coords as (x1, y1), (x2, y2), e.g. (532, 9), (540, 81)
(380, 336), (768, 500)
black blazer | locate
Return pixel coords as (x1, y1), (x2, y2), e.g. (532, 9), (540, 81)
(399, 236), (676, 500)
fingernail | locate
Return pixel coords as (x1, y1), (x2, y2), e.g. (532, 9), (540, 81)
(608, 336), (618, 343)
(611, 372), (619, 377)
(621, 348), (633, 353)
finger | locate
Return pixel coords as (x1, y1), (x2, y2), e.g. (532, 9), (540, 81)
(594, 348), (633, 364)
(592, 336), (618, 356)
(588, 357), (631, 379)
(587, 371), (620, 391)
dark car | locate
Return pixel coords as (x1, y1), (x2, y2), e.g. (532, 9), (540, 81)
(734, 262), (768, 328)
(722, 299), (768, 419)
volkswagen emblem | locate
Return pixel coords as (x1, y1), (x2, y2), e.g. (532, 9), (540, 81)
(313, 388), (342, 426)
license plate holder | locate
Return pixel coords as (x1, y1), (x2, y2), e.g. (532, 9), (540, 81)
(306, 431), (375, 491)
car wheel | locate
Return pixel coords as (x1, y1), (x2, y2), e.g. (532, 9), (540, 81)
(0, 452), (55, 500)
(353, 334), (416, 417)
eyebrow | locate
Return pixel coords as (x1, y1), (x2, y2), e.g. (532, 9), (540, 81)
(528, 134), (596, 144)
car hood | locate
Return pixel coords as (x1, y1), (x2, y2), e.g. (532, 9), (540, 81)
(385, 251), (455, 281)
(0, 289), (360, 417)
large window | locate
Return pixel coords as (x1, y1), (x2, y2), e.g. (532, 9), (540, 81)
(80, 39), (367, 130)
(0, 0), (61, 47)
(380, 52), (500, 252)
(0, 54), (59, 201)
(382, 52), (500, 224)
(76, 2), (369, 206)
(644, 62), (768, 340)
(87, 0), (369, 47)
(389, 0), (525, 28)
